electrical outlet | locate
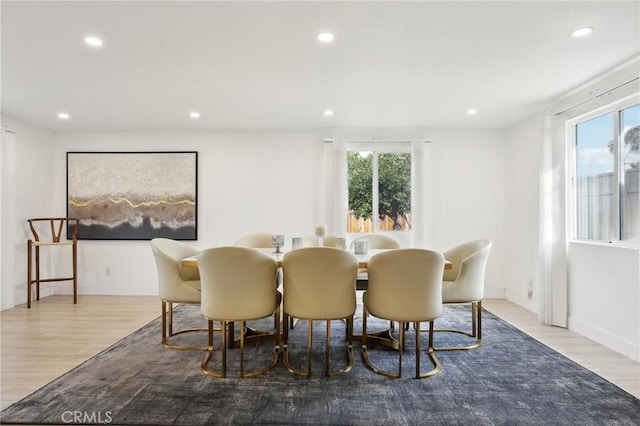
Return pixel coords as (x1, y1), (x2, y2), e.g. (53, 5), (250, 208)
(105, 266), (112, 276)
(527, 279), (533, 299)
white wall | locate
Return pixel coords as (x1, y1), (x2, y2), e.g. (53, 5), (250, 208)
(50, 130), (325, 296)
(568, 243), (639, 361)
(1, 116), (56, 308)
(504, 116), (542, 311)
(504, 103), (640, 361)
(1, 122), (509, 304)
(429, 128), (507, 298)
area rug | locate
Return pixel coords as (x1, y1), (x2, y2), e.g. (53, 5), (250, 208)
(1, 304), (638, 425)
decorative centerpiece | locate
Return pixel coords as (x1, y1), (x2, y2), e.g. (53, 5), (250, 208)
(271, 234), (285, 254)
(315, 224), (328, 246)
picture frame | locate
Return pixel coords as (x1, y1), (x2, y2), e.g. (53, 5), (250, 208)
(66, 151), (197, 240)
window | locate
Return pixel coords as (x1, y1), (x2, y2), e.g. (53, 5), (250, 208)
(346, 149), (412, 234)
(571, 98), (639, 243)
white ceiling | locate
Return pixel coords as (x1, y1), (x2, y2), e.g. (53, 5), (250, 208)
(2, 1), (639, 131)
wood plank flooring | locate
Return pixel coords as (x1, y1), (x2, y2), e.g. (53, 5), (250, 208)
(1, 296), (638, 412)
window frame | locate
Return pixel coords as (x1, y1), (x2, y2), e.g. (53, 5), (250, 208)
(567, 94), (639, 246)
(345, 141), (414, 244)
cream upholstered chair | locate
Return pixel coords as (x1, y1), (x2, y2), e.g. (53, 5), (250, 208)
(321, 235), (345, 248)
(350, 234), (402, 250)
(198, 247), (281, 378)
(350, 234), (401, 290)
(300, 235), (344, 248)
(282, 247), (358, 377)
(362, 249), (445, 379)
(150, 238), (207, 351)
(436, 239), (492, 351)
(233, 233), (274, 248)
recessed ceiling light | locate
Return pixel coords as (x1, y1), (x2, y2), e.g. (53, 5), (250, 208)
(58, 112), (70, 120)
(84, 36), (103, 47)
(317, 32), (335, 43)
(466, 109), (477, 116)
(570, 27), (594, 38)
(323, 109), (334, 116)
(189, 111), (200, 119)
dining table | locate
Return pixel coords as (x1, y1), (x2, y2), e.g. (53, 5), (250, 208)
(181, 247), (452, 349)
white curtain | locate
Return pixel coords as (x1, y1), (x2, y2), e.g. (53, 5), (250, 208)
(538, 115), (568, 327)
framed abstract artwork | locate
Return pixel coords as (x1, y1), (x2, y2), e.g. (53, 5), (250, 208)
(66, 151), (197, 240)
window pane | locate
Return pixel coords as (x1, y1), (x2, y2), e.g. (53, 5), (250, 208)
(621, 104), (639, 241)
(378, 153), (412, 231)
(347, 151), (372, 233)
(575, 113), (615, 240)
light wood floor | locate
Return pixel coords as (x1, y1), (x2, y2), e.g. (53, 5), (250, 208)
(1, 296), (638, 412)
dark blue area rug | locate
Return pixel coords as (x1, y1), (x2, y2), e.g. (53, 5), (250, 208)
(1, 304), (638, 425)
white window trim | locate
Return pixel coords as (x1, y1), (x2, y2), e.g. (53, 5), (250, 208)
(323, 136), (431, 248)
(566, 93), (639, 248)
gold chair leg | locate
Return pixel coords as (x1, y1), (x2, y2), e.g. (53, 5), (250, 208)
(433, 301), (483, 351)
(202, 320), (225, 378)
(361, 306), (401, 379)
(362, 311), (440, 379)
(241, 306), (281, 378)
(284, 316), (353, 377)
(417, 321), (442, 379)
(161, 300), (209, 351)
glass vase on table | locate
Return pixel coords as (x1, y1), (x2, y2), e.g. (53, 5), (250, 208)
(271, 234), (285, 254)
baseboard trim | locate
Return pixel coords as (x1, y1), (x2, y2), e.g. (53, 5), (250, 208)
(568, 316), (639, 362)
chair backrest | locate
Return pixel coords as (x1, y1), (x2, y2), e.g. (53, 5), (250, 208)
(321, 235), (345, 248)
(233, 233), (274, 248)
(282, 247), (358, 320)
(301, 235), (344, 248)
(150, 238), (201, 302)
(442, 239), (492, 302)
(366, 249), (444, 322)
(28, 217), (79, 243)
(198, 247), (279, 321)
(301, 235), (320, 247)
(350, 234), (402, 250)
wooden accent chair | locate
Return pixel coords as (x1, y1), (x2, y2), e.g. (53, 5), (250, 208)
(26, 218), (79, 308)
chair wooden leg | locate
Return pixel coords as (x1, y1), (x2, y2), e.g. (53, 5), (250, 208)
(35, 245), (40, 301)
(72, 240), (78, 304)
(27, 240), (32, 309)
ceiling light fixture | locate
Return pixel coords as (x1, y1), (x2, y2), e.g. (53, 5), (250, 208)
(84, 36), (103, 47)
(317, 32), (335, 43)
(189, 111), (200, 119)
(570, 27), (594, 38)
(323, 110), (334, 116)
(466, 109), (477, 116)
(58, 112), (70, 120)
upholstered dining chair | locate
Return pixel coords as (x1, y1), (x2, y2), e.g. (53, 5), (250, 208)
(233, 233), (274, 248)
(300, 235), (344, 248)
(321, 235), (345, 248)
(281, 247), (358, 377)
(198, 247), (281, 378)
(435, 239), (492, 351)
(350, 234), (401, 290)
(150, 238), (207, 351)
(362, 249), (445, 379)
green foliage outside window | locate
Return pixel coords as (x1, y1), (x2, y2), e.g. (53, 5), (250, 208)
(347, 151), (411, 231)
